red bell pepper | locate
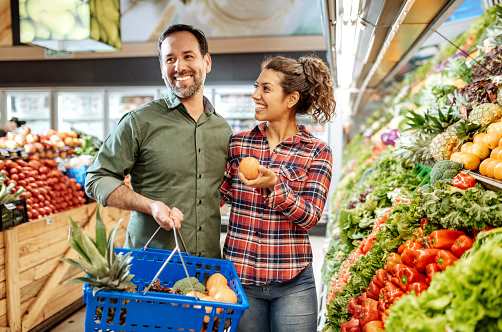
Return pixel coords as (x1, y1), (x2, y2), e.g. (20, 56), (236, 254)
(340, 318), (361, 332)
(425, 263), (441, 281)
(382, 281), (404, 306)
(374, 269), (389, 288)
(413, 248), (440, 271)
(384, 252), (401, 270)
(348, 297), (363, 317)
(366, 280), (381, 300)
(409, 281), (428, 295)
(427, 229), (465, 249)
(452, 171), (476, 190)
(436, 250), (458, 270)
(362, 321), (384, 332)
(450, 235), (474, 258)
(358, 298), (380, 327)
(400, 248), (416, 266)
(391, 264), (420, 291)
(398, 239), (423, 254)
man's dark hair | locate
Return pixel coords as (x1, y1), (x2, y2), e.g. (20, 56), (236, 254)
(158, 24), (208, 61)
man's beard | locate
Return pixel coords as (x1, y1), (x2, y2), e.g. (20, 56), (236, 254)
(166, 71), (204, 99)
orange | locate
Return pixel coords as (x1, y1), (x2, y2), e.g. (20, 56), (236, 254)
(239, 157), (260, 180)
(493, 161), (502, 180)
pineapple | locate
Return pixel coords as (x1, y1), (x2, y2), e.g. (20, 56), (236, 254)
(398, 134), (435, 166)
(468, 103), (502, 126)
(405, 107), (459, 135)
(429, 120), (479, 161)
(64, 208), (136, 295)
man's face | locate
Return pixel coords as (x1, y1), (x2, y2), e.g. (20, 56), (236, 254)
(160, 31), (211, 99)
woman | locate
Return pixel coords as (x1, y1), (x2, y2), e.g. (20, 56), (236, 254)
(220, 55), (335, 332)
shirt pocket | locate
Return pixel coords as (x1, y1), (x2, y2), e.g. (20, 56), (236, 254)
(280, 165), (308, 192)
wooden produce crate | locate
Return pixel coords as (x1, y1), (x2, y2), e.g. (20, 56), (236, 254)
(0, 203), (129, 332)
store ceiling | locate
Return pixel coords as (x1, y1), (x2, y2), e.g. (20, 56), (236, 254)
(323, 0), (463, 116)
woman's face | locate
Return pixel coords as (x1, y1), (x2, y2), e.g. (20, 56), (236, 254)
(251, 69), (294, 123)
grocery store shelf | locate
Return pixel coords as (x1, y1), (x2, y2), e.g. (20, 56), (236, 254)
(464, 170), (502, 191)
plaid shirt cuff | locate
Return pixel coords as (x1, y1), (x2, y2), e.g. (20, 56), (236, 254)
(264, 176), (296, 211)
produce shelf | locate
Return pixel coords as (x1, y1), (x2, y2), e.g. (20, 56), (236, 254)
(464, 170), (502, 191)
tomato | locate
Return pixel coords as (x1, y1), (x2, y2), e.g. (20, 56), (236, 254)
(9, 168), (19, 174)
(28, 160), (42, 170)
(452, 172), (477, 190)
(10, 174), (19, 181)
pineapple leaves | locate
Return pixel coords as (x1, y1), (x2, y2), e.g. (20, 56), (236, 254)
(65, 208), (136, 294)
(95, 208), (107, 257)
(69, 218), (93, 265)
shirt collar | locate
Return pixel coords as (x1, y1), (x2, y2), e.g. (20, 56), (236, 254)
(253, 122), (315, 144)
(162, 88), (215, 115)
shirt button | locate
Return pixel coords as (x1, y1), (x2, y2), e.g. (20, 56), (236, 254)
(198, 226), (202, 231)
(255, 231), (259, 236)
(198, 148), (201, 153)
(198, 199), (202, 205)
(198, 174), (202, 179)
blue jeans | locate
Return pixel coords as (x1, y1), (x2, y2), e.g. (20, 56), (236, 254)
(237, 264), (317, 332)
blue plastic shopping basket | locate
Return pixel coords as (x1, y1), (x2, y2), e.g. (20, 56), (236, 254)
(84, 248), (249, 332)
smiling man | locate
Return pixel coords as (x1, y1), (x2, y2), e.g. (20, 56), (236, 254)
(85, 24), (232, 258)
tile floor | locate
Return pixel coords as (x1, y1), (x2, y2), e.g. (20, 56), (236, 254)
(51, 234), (328, 331)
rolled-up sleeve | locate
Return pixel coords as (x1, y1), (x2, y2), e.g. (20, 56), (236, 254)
(264, 145), (333, 231)
(85, 113), (140, 206)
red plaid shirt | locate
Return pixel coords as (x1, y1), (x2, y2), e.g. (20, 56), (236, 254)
(220, 123), (333, 285)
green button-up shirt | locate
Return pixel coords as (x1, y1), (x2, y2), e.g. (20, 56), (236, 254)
(85, 90), (232, 258)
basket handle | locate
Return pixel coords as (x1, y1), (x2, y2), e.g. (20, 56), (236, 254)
(143, 225), (190, 255)
(142, 227), (195, 295)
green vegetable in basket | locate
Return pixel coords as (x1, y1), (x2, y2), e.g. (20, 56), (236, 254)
(64, 207), (136, 295)
(173, 277), (206, 295)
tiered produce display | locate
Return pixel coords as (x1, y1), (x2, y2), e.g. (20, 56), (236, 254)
(0, 128), (91, 224)
(322, 6), (502, 332)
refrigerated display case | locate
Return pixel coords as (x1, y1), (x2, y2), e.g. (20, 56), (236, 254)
(58, 91), (104, 139)
(108, 89), (156, 131)
(6, 91), (51, 134)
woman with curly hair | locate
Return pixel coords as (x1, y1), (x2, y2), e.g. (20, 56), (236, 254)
(220, 55), (336, 331)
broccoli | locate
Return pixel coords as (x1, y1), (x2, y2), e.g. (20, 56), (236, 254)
(430, 160), (463, 185)
(173, 277), (206, 294)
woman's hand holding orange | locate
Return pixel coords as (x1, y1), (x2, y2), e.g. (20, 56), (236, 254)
(239, 166), (278, 189)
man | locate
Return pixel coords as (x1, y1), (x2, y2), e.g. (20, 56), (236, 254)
(0, 117), (26, 137)
(85, 24), (232, 258)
